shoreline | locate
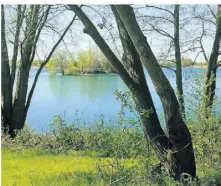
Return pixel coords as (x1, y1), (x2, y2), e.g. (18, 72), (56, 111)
(185, 65), (207, 68)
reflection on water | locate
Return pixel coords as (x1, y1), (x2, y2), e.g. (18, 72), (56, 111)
(47, 75), (127, 99)
(27, 68), (221, 132)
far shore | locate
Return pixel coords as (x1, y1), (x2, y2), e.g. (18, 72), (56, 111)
(185, 65), (207, 68)
(30, 65), (220, 75)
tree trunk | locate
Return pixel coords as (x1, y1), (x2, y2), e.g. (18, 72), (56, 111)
(111, 6), (170, 155)
(10, 5), (40, 134)
(174, 5), (185, 118)
(204, 5), (221, 116)
(69, 5), (171, 155)
(61, 69), (65, 75)
(2, 5), (73, 136)
(1, 5), (12, 131)
(11, 5), (25, 90)
(68, 4), (195, 179)
(11, 64), (31, 132)
(115, 5), (196, 179)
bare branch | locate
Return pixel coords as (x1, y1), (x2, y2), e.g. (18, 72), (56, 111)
(199, 21), (209, 62)
(143, 24), (174, 40)
(11, 5), (26, 90)
(207, 5), (217, 20)
(30, 5), (51, 63)
(160, 64), (176, 73)
(215, 60), (221, 69)
(137, 15), (174, 24)
(24, 12), (77, 118)
(145, 5), (174, 17)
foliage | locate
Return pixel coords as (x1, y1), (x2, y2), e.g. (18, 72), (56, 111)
(32, 60), (42, 67)
(181, 58), (193, 67)
(45, 46), (115, 75)
(2, 84), (221, 185)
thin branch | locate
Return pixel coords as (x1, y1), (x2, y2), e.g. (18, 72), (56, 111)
(30, 5), (51, 63)
(137, 15), (174, 24)
(145, 5), (174, 17)
(207, 5), (217, 20)
(11, 5), (26, 90)
(215, 60), (221, 68)
(143, 24), (174, 40)
(24, 13), (77, 120)
(199, 21), (209, 62)
(160, 64), (176, 73)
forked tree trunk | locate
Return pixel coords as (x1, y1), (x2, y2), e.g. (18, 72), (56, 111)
(68, 5), (170, 156)
(111, 6), (170, 154)
(11, 65), (31, 132)
(10, 5), (40, 135)
(114, 5), (196, 179)
(68, 5), (196, 179)
(2, 5), (74, 136)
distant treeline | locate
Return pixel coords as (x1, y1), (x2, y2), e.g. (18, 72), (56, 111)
(32, 47), (116, 75)
(161, 58), (208, 68)
(31, 55), (209, 75)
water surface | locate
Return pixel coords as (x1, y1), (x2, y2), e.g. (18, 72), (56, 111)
(27, 68), (221, 131)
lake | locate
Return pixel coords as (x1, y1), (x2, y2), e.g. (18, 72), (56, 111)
(27, 68), (221, 132)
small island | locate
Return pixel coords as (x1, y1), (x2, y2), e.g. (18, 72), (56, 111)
(32, 47), (116, 75)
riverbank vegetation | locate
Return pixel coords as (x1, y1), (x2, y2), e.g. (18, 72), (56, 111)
(2, 88), (221, 185)
(2, 4), (221, 185)
(2, 109), (221, 185)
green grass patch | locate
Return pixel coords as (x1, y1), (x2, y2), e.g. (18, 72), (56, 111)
(2, 147), (136, 186)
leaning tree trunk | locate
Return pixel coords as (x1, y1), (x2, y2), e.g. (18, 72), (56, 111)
(68, 4), (170, 157)
(111, 6), (170, 155)
(115, 5), (196, 179)
(204, 5), (221, 117)
(174, 5), (185, 118)
(68, 5), (195, 179)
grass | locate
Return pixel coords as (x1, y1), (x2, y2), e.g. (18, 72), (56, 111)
(2, 103), (221, 185)
(2, 140), (221, 186)
(2, 147), (136, 186)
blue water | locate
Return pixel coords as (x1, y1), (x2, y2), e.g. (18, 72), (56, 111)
(27, 68), (221, 131)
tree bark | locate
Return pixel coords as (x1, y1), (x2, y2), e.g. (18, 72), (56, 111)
(11, 65), (31, 131)
(11, 5), (26, 90)
(2, 5), (74, 135)
(114, 5), (196, 179)
(68, 5), (171, 155)
(11, 5), (40, 133)
(68, 5), (137, 90)
(111, 6), (170, 155)
(204, 5), (221, 116)
(68, 4), (195, 179)
(174, 5), (185, 118)
(1, 5), (12, 130)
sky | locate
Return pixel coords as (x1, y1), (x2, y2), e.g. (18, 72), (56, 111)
(4, 4), (220, 63)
